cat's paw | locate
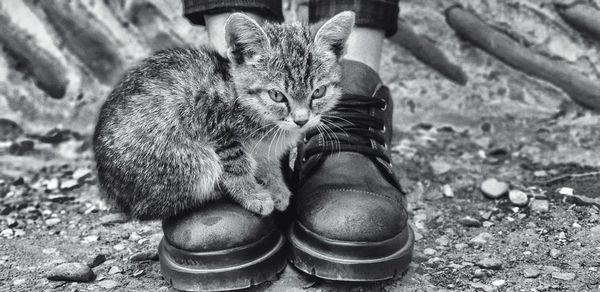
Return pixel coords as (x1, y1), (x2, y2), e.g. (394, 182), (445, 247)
(241, 194), (275, 216)
(273, 188), (291, 211)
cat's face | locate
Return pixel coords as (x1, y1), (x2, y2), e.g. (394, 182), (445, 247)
(225, 11), (355, 133)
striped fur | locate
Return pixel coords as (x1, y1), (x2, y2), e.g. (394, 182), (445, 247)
(93, 12), (355, 220)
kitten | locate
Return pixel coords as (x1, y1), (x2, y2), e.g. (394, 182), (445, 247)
(93, 12), (355, 220)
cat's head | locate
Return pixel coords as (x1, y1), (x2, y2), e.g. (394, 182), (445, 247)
(225, 11), (355, 132)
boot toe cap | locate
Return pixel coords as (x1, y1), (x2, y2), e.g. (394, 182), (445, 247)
(162, 201), (275, 251)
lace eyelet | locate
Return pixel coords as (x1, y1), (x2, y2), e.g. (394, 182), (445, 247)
(382, 125), (386, 133)
(303, 136), (308, 143)
(380, 99), (387, 111)
(383, 143), (387, 149)
(301, 157), (307, 163)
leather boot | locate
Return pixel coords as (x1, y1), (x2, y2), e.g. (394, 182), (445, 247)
(159, 201), (287, 291)
(287, 60), (414, 281)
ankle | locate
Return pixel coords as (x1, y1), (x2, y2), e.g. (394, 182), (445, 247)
(343, 27), (385, 73)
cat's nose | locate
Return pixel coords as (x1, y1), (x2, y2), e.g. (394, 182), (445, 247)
(294, 118), (308, 127)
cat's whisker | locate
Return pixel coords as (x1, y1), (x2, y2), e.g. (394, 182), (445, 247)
(247, 124), (275, 140)
(251, 125), (277, 154)
(321, 119), (349, 137)
(267, 127), (281, 160)
(321, 115), (355, 126)
(322, 123), (341, 155)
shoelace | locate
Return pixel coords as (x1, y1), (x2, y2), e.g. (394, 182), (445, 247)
(303, 94), (390, 163)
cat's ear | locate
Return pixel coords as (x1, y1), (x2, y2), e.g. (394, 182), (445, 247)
(314, 11), (355, 59)
(225, 13), (269, 65)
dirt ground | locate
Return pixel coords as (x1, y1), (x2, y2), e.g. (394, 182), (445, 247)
(1, 106), (599, 292)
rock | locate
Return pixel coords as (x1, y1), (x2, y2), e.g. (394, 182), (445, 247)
(130, 250), (159, 262)
(128, 232), (141, 241)
(113, 244), (126, 251)
(38, 128), (80, 144)
(430, 159), (453, 175)
(59, 179), (80, 191)
(530, 199), (549, 212)
(469, 282), (494, 292)
(550, 248), (562, 259)
(1, 228), (14, 237)
(477, 258), (503, 270)
(480, 178), (509, 199)
(458, 216), (482, 227)
(455, 243), (468, 250)
(45, 178), (60, 191)
(0, 118), (24, 141)
(508, 190), (528, 206)
(533, 170), (548, 177)
(481, 211), (492, 220)
(13, 229), (25, 237)
(97, 279), (120, 289)
(552, 272), (576, 281)
(470, 232), (493, 244)
(45, 218), (61, 226)
(435, 235), (450, 246)
(107, 266), (122, 275)
(100, 213), (128, 225)
(482, 221), (494, 228)
(442, 184), (454, 198)
(87, 254), (106, 268)
(47, 194), (75, 203)
(72, 168), (92, 181)
(82, 235), (99, 243)
(473, 269), (486, 278)
(572, 222), (581, 228)
(523, 268), (540, 278)
(132, 269), (145, 277)
(6, 218), (17, 228)
(13, 278), (26, 286)
(558, 187), (574, 196)
(8, 140), (35, 156)
(491, 279), (506, 287)
(423, 248), (436, 255)
(47, 263), (95, 282)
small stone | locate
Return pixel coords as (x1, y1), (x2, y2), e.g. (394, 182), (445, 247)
(558, 187), (574, 196)
(481, 178), (509, 199)
(132, 270), (145, 277)
(458, 216), (482, 227)
(82, 235), (99, 243)
(128, 232), (141, 241)
(45, 178), (60, 191)
(473, 269), (486, 278)
(59, 179), (80, 191)
(533, 170), (548, 177)
(6, 217), (17, 228)
(113, 244), (126, 251)
(481, 211), (492, 220)
(130, 250), (159, 262)
(470, 232), (493, 244)
(572, 222), (581, 228)
(523, 268), (540, 278)
(87, 254), (106, 268)
(508, 190), (529, 206)
(491, 279), (506, 287)
(108, 266), (122, 275)
(13, 229), (25, 237)
(435, 235), (450, 246)
(455, 243), (468, 250)
(45, 218), (61, 226)
(47, 263), (95, 282)
(530, 199), (549, 212)
(1, 228), (14, 237)
(477, 258), (503, 270)
(100, 213), (128, 225)
(423, 248), (436, 255)
(442, 184), (454, 198)
(13, 278), (26, 286)
(430, 159), (452, 175)
(97, 279), (120, 290)
(550, 248), (562, 259)
(551, 272), (576, 281)
(47, 194), (75, 203)
(73, 168), (92, 181)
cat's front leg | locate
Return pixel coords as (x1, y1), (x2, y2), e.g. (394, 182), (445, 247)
(217, 142), (274, 215)
(256, 160), (292, 212)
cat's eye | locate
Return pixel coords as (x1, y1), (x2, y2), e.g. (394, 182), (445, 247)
(312, 86), (327, 99)
(268, 90), (286, 102)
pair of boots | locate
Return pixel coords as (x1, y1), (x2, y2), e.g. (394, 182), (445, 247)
(159, 61), (414, 291)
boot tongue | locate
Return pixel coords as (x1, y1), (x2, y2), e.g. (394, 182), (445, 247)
(339, 60), (383, 97)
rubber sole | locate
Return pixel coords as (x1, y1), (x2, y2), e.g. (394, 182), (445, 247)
(159, 231), (287, 291)
(287, 222), (414, 282)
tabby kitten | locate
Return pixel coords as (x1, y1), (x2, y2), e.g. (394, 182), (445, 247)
(93, 12), (355, 220)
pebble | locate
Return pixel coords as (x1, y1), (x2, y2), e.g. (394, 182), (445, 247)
(59, 179), (80, 191)
(6, 217), (17, 228)
(128, 232), (141, 241)
(530, 199), (549, 212)
(508, 190), (529, 206)
(13, 229), (25, 237)
(82, 235), (99, 243)
(87, 254), (106, 268)
(572, 222), (581, 228)
(550, 248), (562, 259)
(551, 272), (576, 281)
(73, 168), (92, 181)
(13, 278), (26, 286)
(435, 235), (450, 246)
(97, 279), (120, 289)
(45, 218), (61, 226)
(480, 178), (509, 199)
(132, 269), (145, 277)
(470, 232), (493, 244)
(454, 243), (468, 250)
(442, 184), (454, 198)
(45, 178), (60, 191)
(558, 187), (574, 196)
(473, 269), (486, 278)
(2, 228), (14, 237)
(523, 268), (540, 278)
(108, 266), (122, 275)
(113, 244), (126, 251)
(423, 248), (436, 255)
(533, 170), (548, 177)
(458, 216), (482, 227)
(491, 279), (506, 287)
(47, 194), (75, 203)
(130, 250), (159, 262)
(100, 213), (128, 225)
(477, 258), (503, 270)
(430, 160), (452, 175)
(47, 262), (95, 282)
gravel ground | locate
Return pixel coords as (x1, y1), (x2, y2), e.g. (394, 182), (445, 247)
(1, 111), (599, 291)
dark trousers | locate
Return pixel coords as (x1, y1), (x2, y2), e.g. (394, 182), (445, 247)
(182, 0), (400, 37)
